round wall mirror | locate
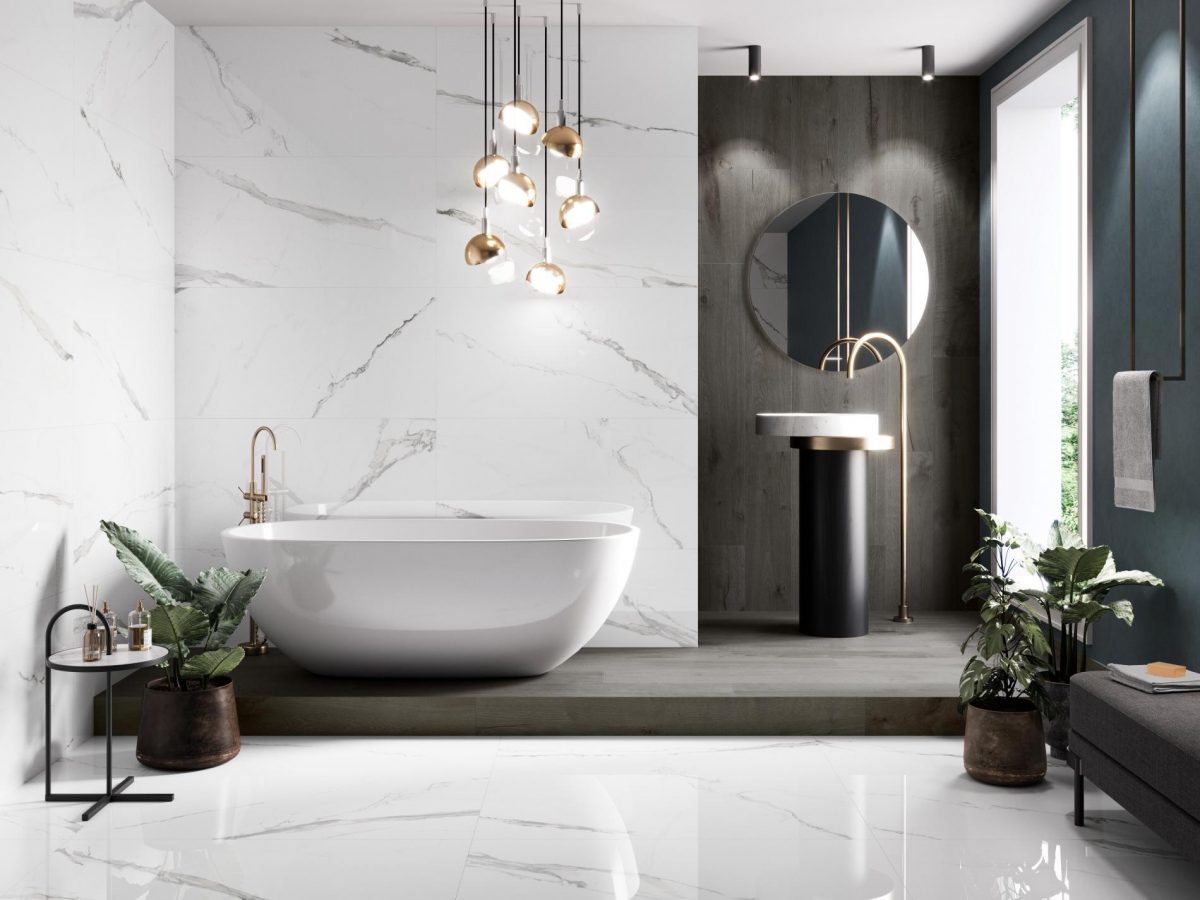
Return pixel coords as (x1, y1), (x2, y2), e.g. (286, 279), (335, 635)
(748, 192), (929, 370)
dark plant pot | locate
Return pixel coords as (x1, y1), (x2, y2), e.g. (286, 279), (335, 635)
(137, 676), (240, 771)
(963, 698), (1046, 786)
(1040, 679), (1071, 761)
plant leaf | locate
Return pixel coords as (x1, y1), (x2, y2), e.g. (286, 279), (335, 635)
(1109, 599), (1135, 626)
(101, 521), (192, 607)
(149, 605), (209, 659)
(192, 567), (267, 650)
(1035, 546), (1112, 590)
(181, 646), (245, 680)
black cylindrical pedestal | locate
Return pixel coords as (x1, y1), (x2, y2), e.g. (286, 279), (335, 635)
(798, 448), (869, 637)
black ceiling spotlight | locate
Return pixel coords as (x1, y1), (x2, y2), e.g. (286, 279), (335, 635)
(748, 44), (761, 81)
(921, 44), (935, 81)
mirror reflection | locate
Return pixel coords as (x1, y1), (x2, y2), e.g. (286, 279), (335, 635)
(749, 192), (929, 369)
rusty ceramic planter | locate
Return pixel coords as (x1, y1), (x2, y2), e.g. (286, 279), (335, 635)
(136, 676), (240, 771)
(963, 698), (1046, 786)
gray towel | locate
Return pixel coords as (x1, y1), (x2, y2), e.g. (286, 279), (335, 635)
(1112, 371), (1160, 512)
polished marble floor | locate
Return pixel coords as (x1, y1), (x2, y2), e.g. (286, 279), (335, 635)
(2, 736), (1196, 899)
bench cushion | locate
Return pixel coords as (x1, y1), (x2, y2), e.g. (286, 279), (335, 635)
(1071, 671), (1200, 821)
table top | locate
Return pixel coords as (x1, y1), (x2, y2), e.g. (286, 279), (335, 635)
(47, 644), (167, 673)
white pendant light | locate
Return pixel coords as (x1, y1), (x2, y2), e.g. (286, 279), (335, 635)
(527, 18), (566, 296)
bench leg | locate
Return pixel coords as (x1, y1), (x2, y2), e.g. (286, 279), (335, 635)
(1070, 752), (1084, 826)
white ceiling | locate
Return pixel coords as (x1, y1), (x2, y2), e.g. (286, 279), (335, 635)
(148, 0), (1070, 77)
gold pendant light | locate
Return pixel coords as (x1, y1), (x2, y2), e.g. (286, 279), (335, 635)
(542, 0), (583, 159)
(498, 1), (540, 135)
(465, 229), (506, 266)
(464, 4), (507, 267)
(527, 16), (566, 295)
(559, 4), (597, 230)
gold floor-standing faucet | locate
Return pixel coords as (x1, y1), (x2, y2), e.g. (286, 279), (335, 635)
(847, 332), (912, 625)
(239, 425), (277, 655)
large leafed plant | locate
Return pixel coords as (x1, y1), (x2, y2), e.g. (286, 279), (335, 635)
(101, 521), (266, 691)
(1022, 520), (1163, 682)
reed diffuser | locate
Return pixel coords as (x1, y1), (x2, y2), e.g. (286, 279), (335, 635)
(81, 587), (103, 662)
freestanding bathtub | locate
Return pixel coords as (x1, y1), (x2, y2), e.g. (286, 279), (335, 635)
(220, 517), (639, 678)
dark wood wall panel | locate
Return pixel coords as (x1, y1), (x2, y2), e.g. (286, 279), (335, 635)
(699, 76), (981, 613)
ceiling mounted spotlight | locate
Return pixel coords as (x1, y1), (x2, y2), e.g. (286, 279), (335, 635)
(498, 1), (540, 135)
(748, 44), (761, 81)
(921, 44), (935, 82)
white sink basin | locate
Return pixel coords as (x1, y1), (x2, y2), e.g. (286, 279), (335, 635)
(755, 412), (880, 438)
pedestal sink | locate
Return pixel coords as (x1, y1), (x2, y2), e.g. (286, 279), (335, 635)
(756, 412), (894, 638)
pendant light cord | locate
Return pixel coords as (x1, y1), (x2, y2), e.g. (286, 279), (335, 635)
(482, 3), (488, 226)
(544, 15), (550, 257)
(577, 2), (583, 182)
(559, 0), (565, 116)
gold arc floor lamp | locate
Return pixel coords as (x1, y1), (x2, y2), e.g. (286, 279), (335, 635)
(847, 331), (912, 625)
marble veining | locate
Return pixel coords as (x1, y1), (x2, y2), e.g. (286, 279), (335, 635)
(328, 28), (435, 72)
(342, 420), (436, 503)
(1, 273), (74, 361)
(312, 296), (436, 417)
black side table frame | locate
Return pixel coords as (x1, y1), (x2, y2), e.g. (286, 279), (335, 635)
(45, 603), (174, 821)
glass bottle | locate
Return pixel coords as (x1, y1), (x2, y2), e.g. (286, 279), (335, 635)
(128, 599), (151, 651)
(100, 600), (117, 654)
(82, 620), (102, 663)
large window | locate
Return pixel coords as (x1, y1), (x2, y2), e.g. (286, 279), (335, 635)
(991, 22), (1091, 542)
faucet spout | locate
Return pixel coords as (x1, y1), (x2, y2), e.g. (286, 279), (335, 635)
(242, 426), (278, 526)
(846, 331), (912, 625)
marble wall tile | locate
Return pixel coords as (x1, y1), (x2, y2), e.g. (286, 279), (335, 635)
(0, 69), (75, 259)
(73, 0), (175, 151)
(175, 157), (436, 288)
(175, 287), (436, 420)
(176, 26), (436, 158)
(175, 25), (698, 648)
(1, 1), (174, 797)
(435, 287), (696, 420)
(0, 0), (73, 97)
(72, 104), (174, 283)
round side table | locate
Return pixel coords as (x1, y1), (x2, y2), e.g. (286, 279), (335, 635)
(44, 603), (175, 822)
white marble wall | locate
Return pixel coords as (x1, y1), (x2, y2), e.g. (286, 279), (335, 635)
(174, 25), (698, 647)
(0, 0), (175, 795)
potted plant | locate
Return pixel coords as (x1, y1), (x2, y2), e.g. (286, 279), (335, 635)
(1023, 521), (1162, 760)
(102, 521), (266, 770)
(959, 510), (1051, 786)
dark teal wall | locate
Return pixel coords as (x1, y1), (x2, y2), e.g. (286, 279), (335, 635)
(981, 0), (1200, 667)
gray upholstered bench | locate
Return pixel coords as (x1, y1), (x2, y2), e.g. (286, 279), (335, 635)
(1069, 671), (1200, 860)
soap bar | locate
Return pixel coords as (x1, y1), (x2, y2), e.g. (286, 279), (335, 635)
(1147, 661), (1187, 678)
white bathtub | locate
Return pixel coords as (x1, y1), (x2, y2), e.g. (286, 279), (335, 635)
(286, 499), (635, 526)
(220, 518), (639, 678)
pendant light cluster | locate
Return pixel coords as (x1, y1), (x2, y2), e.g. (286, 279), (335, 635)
(464, 1), (599, 296)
